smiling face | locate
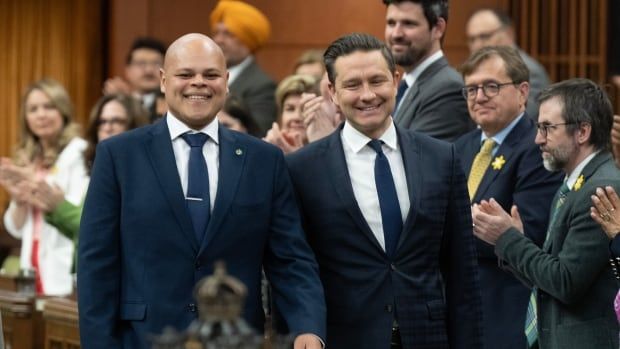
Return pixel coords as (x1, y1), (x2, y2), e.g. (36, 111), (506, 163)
(97, 100), (129, 142)
(463, 55), (528, 136)
(160, 34), (229, 129)
(24, 89), (64, 144)
(329, 50), (398, 139)
(280, 94), (306, 140)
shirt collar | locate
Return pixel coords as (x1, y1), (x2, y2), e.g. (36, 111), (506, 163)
(342, 119), (398, 153)
(565, 151), (599, 190)
(166, 112), (220, 145)
(480, 112), (524, 146)
(228, 56), (253, 85)
(404, 50), (444, 87)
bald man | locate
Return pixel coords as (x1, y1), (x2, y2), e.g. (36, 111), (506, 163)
(78, 33), (325, 349)
(466, 8), (550, 120)
(210, 0), (277, 135)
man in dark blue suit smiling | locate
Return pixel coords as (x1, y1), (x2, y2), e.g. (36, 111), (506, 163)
(287, 33), (482, 349)
(78, 33), (325, 349)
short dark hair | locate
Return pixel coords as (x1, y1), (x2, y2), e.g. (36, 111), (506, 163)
(382, 0), (449, 27)
(324, 33), (396, 85)
(460, 46), (529, 83)
(538, 78), (612, 151)
(469, 7), (512, 28)
(125, 37), (167, 65)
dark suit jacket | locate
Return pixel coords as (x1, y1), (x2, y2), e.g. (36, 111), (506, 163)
(393, 57), (474, 142)
(286, 125), (483, 349)
(229, 59), (277, 136)
(496, 152), (620, 349)
(455, 115), (563, 349)
(77, 118), (326, 348)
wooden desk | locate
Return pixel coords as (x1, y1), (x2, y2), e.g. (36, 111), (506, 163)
(42, 297), (79, 349)
(0, 289), (43, 349)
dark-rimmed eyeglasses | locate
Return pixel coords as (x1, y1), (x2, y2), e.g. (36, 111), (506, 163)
(98, 118), (128, 127)
(461, 82), (516, 100)
(535, 122), (577, 137)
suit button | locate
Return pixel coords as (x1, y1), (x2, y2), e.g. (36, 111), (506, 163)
(188, 303), (197, 312)
(385, 304), (393, 313)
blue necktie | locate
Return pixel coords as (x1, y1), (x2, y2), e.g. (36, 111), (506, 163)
(368, 139), (403, 258)
(180, 132), (211, 243)
(393, 79), (409, 115)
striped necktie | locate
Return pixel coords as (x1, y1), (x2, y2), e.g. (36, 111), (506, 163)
(524, 183), (570, 347)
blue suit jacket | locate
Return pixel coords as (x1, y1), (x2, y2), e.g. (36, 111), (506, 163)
(77, 118), (326, 348)
(454, 115), (562, 349)
(286, 125), (483, 349)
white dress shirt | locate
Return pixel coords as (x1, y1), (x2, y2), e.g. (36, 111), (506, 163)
(167, 113), (219, 211)
(341, 120), (410, 251)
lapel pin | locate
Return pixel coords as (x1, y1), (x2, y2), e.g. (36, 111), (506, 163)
(235, 149), (243, 156)
(491, 155), (506, 170)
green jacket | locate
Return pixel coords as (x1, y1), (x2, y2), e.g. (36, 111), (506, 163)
(496, 152), (620, 349)
(45, 199), (81, 271)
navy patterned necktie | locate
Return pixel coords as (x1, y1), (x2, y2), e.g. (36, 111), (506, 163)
(393, 79), (409, 115)
(180, 132), (210, 243)
(368, 139), (402, 258)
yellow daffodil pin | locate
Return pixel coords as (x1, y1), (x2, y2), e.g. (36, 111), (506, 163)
(491, 155), (506, 170)
(573, 174), (585, 191)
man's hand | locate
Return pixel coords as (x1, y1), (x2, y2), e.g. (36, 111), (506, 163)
(300, 93), (338, 143)
(472, 198), (523, 245)
(264, 122), (304, 154)
(103, 76), (132, 95)
(294, 333), (322, 349)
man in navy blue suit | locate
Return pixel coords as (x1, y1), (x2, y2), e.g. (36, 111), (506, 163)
(287, 33), (482, 349)
(454, 46), (562, 349)
(77, 33), (325, 349)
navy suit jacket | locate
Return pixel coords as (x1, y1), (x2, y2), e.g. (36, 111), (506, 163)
(454, 115), (562, 349)
(286, 124), (483, 349)
(77, 118), (326, 348)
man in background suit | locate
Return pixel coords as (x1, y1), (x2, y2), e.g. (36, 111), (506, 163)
(466, 8), (551, 120)
(210, 0), (277, 135)
(455, 46), (562, 349)
(473, 78), (620, 348)
(383, 0), (473, 142)
(78, 33), (325, 349)
(287, 33), (482, 349)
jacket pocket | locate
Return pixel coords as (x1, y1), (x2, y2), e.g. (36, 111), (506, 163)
(120, 302), (147, 321)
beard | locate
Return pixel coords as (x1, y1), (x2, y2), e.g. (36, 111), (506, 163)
(541, 141), (577, 172)
(389, 40), (429, 68)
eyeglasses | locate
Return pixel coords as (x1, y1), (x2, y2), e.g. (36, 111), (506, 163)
(98, 118), (128, 127)
(461, 82), (516, 100)
(467, 27), (505, 45)
(535, 122), (577, 137)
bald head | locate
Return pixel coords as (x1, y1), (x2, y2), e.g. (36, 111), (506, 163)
(160, 33), (229, 129)
(466, 9), (515, 53)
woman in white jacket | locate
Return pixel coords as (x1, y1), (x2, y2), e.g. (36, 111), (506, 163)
(0, 79), (88, 296)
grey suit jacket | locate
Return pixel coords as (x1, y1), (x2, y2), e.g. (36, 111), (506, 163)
(393, 57), (474, 142)
(496, 152), (620, 349)
(229, 59), (277, 136)
(519, 49), (550, 121)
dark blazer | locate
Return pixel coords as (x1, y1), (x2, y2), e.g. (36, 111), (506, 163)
(229, 59), (277, 136)
(496, 151), (620, 349)
(393, 57), (474, 142)
(286, 124), (483, 349)
(455, 115), (563, 349)
(77, 118), (326, 348)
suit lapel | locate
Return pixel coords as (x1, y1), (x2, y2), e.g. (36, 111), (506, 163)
(145, 119), (199, 252)
(199, 127), (245, 254)
(327, 130), (385, 254)
(397, 128), (420, 253)
(473, 116), (532, 202)
(543, 151), (613, 252)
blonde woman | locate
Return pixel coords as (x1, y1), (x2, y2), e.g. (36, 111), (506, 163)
(0, 79), (88, 296)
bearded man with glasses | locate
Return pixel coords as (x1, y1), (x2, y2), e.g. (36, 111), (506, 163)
(454, 45), (562, 349)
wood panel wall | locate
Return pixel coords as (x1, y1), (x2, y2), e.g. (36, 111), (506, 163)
(0, 0), (104, 209)
(107, 0), (507, 82)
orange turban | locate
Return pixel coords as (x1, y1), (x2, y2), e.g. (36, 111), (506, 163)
(210, 0), (271, 52)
